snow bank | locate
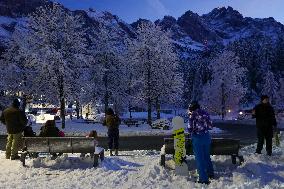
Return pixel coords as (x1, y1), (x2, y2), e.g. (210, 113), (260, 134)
(0, 134), (283, 188)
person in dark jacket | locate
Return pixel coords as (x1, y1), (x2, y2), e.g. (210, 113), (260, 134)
(188, 101), (214, 185)
(39, 120), (63, 159)
(0, 99), (27, 160)
(39, 120), (60, 137)
(103, 108), (121, 156)
(252, 95), (277, 156)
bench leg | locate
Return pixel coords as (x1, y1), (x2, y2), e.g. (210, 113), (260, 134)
(238, 155), (244, 165)
(160, 154), (165, 167)
(231, 155), (237, 164)
(99, 150), (104, 161)
(93, 153), (99, 167)
(21, 152), (28, 167)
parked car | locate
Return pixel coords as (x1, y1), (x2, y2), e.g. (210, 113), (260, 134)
(237, 109), (253, 120)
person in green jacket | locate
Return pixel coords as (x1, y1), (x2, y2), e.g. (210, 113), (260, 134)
(0, 99), (27, 160)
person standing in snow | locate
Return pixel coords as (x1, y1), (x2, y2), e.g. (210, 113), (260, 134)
(103, 108), (121, 156)
(252, 95), (277, 156)
(0, 99), (27, 160)
(188, 101), (214, 184)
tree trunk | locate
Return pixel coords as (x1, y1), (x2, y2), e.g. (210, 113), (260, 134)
(156, 98), (160, 119)
(129, 102), (132, 119)
(59, 76), (65, 129)
(80, 105), (83, 119)
(113, 100), (119, 115)
(147, 98), (152, 126)
(104, 70), (109, 114)
(221, 82), (226, 120)
(146, 50), (152, 125)
(60, 96), (66, 129)
(22, 94), (27, 112)
(75, 100), (80, 119)
(104, 92), (109, 114)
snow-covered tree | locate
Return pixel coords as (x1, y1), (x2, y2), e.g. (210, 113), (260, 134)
(0, 24), (36, 110)
(201, 50), (247, 119)
(262, 70), (279, 105)
(89, 26), (129, 114)
(127, 22), (183, 124)
(3, 4), (89, 128)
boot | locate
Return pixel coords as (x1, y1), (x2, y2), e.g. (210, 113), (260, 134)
(11, 154), (21, 160)
(110, 149), (114, 156)
(115, 149), (118, 156)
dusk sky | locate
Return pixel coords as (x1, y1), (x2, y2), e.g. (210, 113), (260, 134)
(54, 0), (284, 24)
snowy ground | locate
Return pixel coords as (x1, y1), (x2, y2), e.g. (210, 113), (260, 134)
(0, 134), (284, 189)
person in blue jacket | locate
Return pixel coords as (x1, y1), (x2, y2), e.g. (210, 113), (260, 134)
(188, 101), (214, 184)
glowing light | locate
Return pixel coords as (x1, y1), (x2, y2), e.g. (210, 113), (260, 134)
(239, 111), (243, 115)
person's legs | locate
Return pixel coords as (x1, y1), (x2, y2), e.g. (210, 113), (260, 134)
(6, 134), (13, 159)
(108, 129), (114, 155)
(192, 134), (208, 183)
(203, 133), (214, 178)
(265, 130), (273, 156)
(11, 133), (22, 159)
(256, 129), (264, 154)
(113, 129), (119, 155)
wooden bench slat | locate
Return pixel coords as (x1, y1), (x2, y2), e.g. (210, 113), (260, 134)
(161, 137), (244, 166)
(164, 138), (240, 155)
(21, 137), (105, 167)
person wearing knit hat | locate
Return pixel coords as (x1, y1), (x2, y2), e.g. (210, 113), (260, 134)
(252, 95), (277, 156)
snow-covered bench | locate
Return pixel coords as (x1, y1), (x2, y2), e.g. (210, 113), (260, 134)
(21, 137), (104, 167)
(160, 138), (244, 166)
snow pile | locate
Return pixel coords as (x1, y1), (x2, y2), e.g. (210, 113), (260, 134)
(0, 135), (283, 188)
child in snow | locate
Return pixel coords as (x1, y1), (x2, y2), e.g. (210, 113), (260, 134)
(86, 130), (98, 146)
(80, 130), (98, 158)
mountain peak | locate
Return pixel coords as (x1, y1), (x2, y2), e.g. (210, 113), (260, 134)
(155, 16), (176, 30)
(203, 6), (243, 20)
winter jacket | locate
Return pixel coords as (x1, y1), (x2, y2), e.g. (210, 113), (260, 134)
(103, 114), (121, 130)
(188, 109), (213, 134)
(0, 106), (27, 134)
(39, 126), (60, 137)
(253, 103), (277, 132)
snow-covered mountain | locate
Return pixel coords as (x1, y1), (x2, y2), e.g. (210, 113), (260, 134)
(155, 6), (284, 49)
(1, 1), (284, 53)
